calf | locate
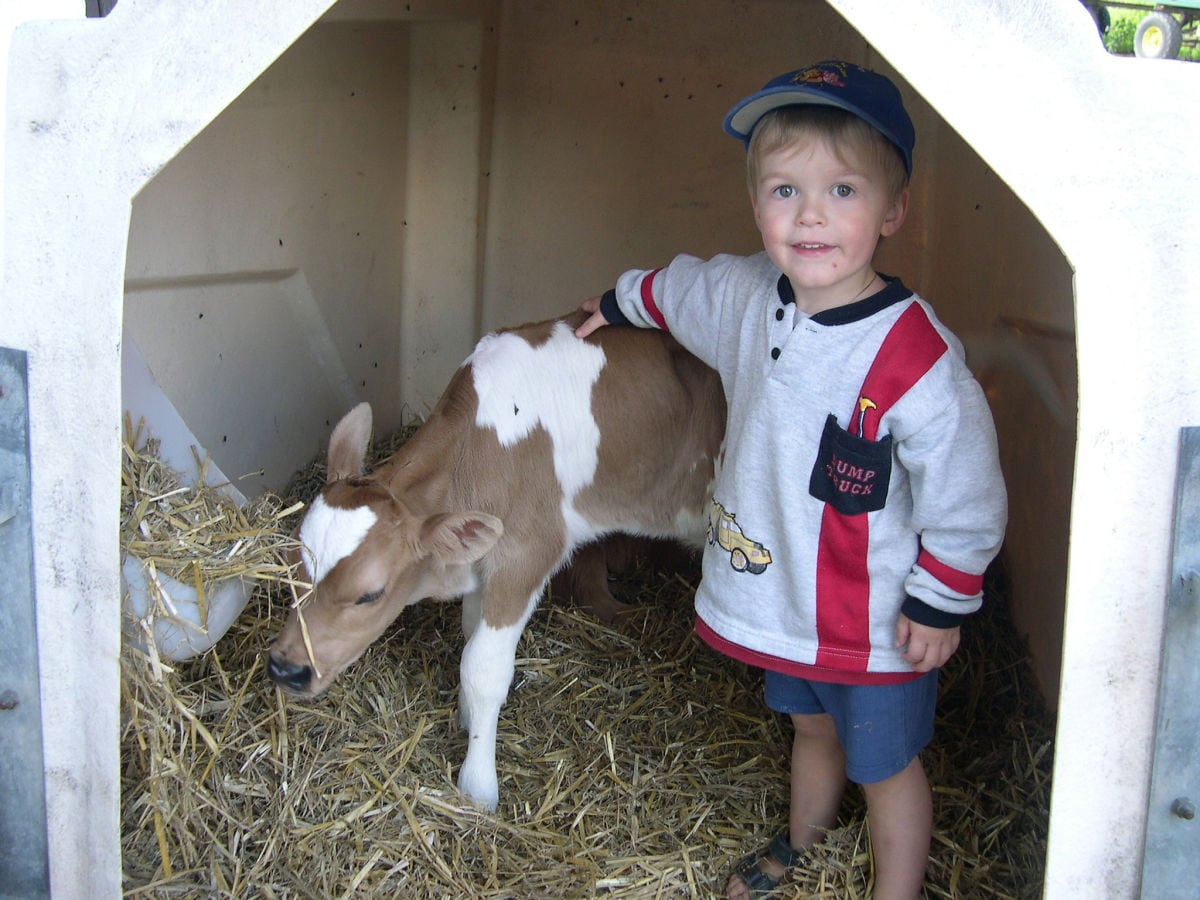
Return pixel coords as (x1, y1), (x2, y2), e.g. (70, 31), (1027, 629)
(267, 311), (724, 810)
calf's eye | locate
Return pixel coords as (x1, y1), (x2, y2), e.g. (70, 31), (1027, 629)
(356, 588), (385, 605)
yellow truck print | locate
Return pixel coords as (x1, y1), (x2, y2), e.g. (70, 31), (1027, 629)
(707, 501), (772, 575)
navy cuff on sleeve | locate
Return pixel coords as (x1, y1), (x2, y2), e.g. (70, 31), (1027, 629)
(900, 595), (968, 629)
(599, 289), (630, 326)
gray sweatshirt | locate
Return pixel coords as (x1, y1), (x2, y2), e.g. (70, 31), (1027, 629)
(601, 251), (1008, 682)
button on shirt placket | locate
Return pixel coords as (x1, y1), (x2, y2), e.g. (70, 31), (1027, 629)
(770, 302), (791, 361)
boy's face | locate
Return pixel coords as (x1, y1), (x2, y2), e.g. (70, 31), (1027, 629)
(751, 135), (908, 315)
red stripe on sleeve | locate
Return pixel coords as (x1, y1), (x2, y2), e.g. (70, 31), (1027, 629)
(640, 268), (669, 331)
(916, 548), (984, 596)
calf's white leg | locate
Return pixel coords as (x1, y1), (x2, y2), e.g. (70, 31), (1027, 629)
(456, 592), (538, 810)
(457, 590), (484, 732)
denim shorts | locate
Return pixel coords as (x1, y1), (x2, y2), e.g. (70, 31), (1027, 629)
(763, 669), (938, 784)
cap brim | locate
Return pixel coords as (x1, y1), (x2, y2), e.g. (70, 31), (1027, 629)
(722, 85), (912, 175)
(723, 88), (846, 141)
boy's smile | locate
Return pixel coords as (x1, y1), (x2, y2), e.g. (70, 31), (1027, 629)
(751, 139), (908, 316)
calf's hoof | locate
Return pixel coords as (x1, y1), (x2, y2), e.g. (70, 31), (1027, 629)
(457, 762), (500, 812)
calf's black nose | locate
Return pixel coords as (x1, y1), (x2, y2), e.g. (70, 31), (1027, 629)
(267, 654), (313, 693)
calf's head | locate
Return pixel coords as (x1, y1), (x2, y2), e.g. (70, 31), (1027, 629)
(267, 403), (501, 696)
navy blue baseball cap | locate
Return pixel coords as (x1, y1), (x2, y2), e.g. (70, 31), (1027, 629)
(723, 60), (915, 176)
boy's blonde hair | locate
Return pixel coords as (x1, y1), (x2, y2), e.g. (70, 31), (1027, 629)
(746, 105), (909, 201)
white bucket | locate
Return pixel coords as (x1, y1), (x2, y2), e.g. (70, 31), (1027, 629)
(120, 336), (253, 661)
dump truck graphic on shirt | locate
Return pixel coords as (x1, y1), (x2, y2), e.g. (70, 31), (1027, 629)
(707, 501), (772, 575)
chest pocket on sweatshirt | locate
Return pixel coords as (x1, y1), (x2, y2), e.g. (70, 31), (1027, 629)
(808, 414), (891, 515)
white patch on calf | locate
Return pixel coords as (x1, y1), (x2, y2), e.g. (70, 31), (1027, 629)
(469, 322), (605, 498)
(298, 495), (378, 585)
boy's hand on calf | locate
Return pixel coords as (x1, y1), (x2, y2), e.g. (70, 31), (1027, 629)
(895, 615), (961, 672)
(575, 296), (609, 338)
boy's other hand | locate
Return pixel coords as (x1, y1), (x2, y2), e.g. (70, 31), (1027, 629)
(575, 296), (609, 339)
(895, 615), (961, 672)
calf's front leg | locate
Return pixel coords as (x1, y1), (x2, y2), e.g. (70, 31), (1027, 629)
(456, 589), (539, 810)
(461, 590), (483, 644)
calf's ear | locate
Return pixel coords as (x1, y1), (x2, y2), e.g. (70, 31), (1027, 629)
(327, 403), (373, 482)
(421, 513), (504, 564)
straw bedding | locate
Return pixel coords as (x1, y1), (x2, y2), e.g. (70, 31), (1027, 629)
(120, 425), (1052, 898)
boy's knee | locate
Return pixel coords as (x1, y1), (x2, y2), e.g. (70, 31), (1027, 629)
(790, 711), (838, 740)
(860, 755), (928, 796)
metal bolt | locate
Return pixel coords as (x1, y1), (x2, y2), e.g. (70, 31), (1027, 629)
(1170, 798), (1196, 821)
(0, 690), (18, 711)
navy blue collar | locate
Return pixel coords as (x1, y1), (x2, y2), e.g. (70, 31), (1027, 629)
(776, 273), (912, 325)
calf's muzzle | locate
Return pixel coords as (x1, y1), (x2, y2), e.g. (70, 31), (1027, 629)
(267, 653), (313, 694)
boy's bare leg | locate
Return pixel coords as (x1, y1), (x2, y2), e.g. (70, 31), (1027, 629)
(860, 756), (932, 900)
(727, 712), (847, 900)
(788, 712), (848, 848)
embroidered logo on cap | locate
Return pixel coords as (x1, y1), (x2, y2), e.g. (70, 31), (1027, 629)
(793, 61), (851, 89)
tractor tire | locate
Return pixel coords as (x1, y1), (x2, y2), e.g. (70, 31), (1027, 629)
(1135, 11), (1183, 59)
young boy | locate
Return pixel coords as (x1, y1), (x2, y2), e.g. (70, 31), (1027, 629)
(576, 61), (1007, 899)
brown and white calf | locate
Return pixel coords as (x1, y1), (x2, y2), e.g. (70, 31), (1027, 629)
(267, 312), (724, 810)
